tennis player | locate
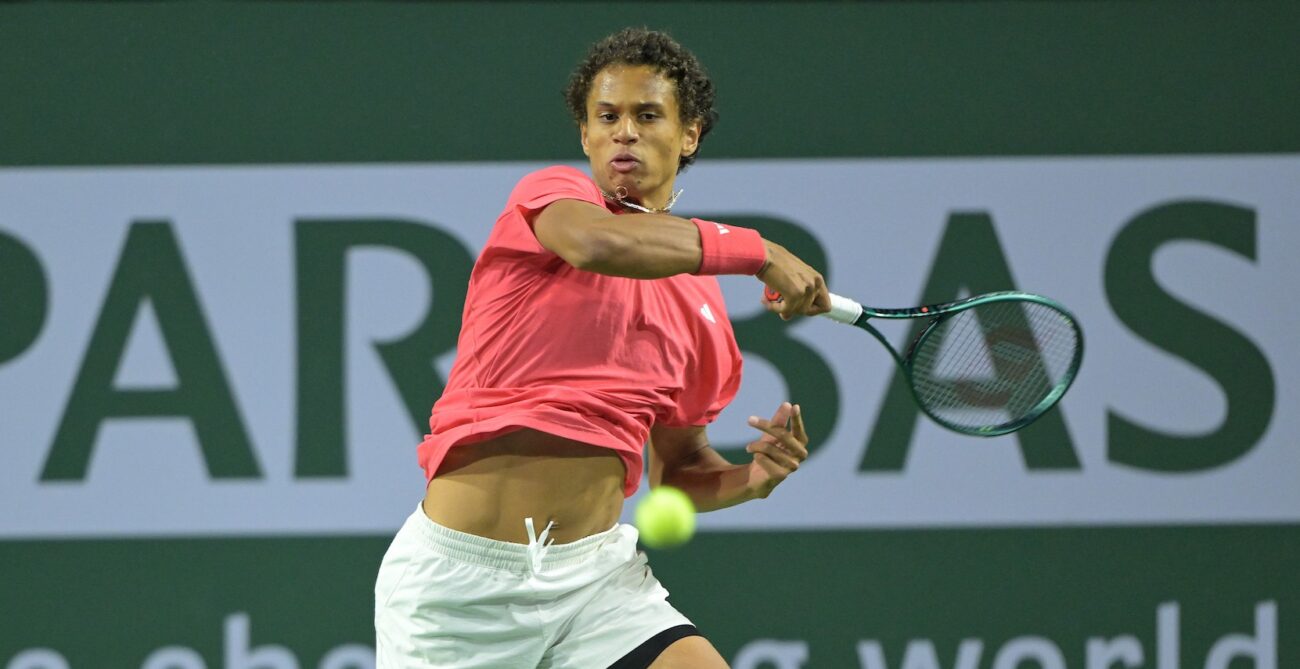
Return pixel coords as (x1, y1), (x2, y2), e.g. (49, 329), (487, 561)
(375, 28), (830, 668)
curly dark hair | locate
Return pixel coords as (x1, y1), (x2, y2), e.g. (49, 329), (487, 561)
(564, 28), (718, 173)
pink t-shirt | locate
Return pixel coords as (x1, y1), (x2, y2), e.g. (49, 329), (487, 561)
(418, 166), (744, 497)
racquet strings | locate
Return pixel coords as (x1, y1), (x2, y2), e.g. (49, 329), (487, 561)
(909, 301), (1079, 430)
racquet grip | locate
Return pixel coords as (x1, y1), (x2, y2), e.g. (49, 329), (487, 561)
(826, 293), (863, 324)
(763, 288), (863, 324)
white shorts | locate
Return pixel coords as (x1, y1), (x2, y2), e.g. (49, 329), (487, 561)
(374, 505), (693, 668)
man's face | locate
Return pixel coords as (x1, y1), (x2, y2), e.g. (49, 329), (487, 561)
(581, 64), (701, 209)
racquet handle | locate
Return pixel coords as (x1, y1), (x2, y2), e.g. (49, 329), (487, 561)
(826, 293), (864, 323)
(763, 287), (863, 324)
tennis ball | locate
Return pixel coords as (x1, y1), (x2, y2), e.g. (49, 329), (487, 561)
(635, 486), (697, 549)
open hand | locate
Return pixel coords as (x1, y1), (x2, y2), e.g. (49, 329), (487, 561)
(744, 401), (809, 498)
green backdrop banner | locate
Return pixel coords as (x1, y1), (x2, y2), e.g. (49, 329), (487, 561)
(2, 526), (1294, 667)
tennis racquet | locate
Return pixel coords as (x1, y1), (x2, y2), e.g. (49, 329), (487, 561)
(765, 287), (1083, 436)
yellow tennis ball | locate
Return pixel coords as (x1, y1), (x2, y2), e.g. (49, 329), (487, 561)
(635, 486), (697, 549)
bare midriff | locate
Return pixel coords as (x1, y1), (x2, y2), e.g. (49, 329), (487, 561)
(421, 428), (627, 545)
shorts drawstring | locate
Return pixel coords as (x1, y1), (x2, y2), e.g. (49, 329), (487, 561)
(524, 517), (555, 574)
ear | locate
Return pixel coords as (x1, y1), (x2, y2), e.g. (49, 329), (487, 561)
(580, 123), (590, 157)
(680, 119), (702, 157)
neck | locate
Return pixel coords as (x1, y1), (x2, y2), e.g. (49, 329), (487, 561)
(602, 184), (681, 214)
(638, 186), (671, 210)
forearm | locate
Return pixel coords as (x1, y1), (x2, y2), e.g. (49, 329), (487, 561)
(537, 200), (770, 280)
(657, 447), (764, 513)
(578, 213), (708, 279)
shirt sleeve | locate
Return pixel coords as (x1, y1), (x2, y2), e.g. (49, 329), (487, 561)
(511, 165), (604, 222)
(485, 166), (605, 257)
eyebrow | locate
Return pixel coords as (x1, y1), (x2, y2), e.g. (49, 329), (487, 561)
(593, 101), (668, 111)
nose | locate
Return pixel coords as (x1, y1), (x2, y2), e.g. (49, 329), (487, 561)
(613, 116), (638, 144)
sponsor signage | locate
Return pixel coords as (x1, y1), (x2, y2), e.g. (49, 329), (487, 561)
(2, 157), (1296, 537)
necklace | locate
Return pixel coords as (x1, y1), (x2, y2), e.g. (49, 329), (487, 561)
(600, 185), (683, 214)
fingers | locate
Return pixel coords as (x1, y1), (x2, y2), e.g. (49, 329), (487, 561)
(769, 401), (793, 429)
(788, 280), (818, 318)
(747, 413), (810, 460)
(810, 276), (832, 316)
(752, 452), (789, 483)
(760, 286), (806, 321)
(762, 288), (803, 321)
(747, 440), (801, 471)
(746, 403), (812, 495)
(758, 257), (829, 320)
(753, 402), (807, 446)
(795, 276), (830, 317)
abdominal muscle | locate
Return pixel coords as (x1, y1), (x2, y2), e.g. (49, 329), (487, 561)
(421, 428), (627, 545)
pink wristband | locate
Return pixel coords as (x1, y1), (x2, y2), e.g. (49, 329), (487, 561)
(691, 218), (768, 276)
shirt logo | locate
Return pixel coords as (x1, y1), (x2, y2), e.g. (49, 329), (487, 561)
(699, 303), (717, 324)
(714, 222), (730, 235)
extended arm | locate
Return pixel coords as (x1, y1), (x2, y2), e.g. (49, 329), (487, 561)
(532, 199), (830, 318)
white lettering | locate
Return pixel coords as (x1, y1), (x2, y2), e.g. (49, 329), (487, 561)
(1086, 635), (1143, 669)
(1204, 601), (1275, 669)
(141, 647), (207, 669)
(992, 637), (1065, 669)
(225, 612), (298, 669)
(1158, 601), (1179, 669)
(733, 640), (809, 669)
(5, 649), (69, 669)
(857, 639), (983, 669)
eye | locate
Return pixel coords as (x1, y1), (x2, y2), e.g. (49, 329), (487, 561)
(639, 112), (659, 122)
(598, 112), (617, 122)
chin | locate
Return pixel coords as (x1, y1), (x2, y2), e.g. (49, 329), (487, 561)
(607, 175), (642, 196)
